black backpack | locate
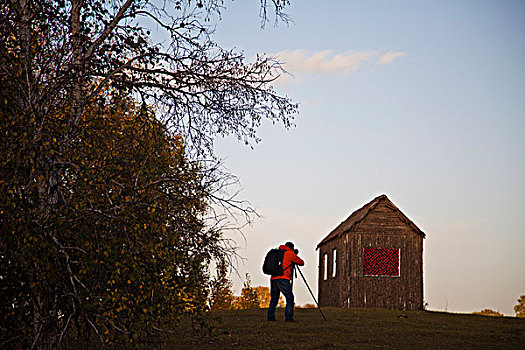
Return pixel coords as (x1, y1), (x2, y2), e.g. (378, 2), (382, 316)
(262, 248), (285, 276)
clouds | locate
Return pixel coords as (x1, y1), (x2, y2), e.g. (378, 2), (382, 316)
(276, 50), (373, 75)
(273, 49), (406, 84)
(377, 52), (407, 65)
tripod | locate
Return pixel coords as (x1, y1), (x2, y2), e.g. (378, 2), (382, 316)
(291, 265), (327, 321)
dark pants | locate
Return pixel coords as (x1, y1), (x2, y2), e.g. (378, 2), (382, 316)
(267, 278), (294, 321)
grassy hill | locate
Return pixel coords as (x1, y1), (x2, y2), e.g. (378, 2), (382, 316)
(172, 308), (525, 349)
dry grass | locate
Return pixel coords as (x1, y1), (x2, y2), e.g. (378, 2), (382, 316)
(169, 308), (525, 349)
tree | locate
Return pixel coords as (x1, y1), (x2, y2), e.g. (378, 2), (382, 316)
(254, 286), (284, 308)
(209, 259), (234, 311)
(256, 286), (272, 308)
(234, 274), (260, 310)
(514, 295), (525, 318)
(1, 0), (296, 348)
(1, 0), (297, 159)
(298, 304), (316, 309)
(473, 309), (504, 317)
(1, 93), (221, 348)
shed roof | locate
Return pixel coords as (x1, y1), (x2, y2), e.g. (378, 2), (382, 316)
(316, 194), (425, 249)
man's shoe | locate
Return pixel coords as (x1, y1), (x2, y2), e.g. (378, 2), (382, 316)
(267, 319), (276, 322)
(285, 319), (296, 323)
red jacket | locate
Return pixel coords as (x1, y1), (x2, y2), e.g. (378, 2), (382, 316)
(270, 245), (304, 281)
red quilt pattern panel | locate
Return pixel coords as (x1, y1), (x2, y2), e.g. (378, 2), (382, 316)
(363, 247), (399, 276)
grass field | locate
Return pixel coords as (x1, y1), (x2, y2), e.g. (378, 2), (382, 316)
(171, 308), (525, 349)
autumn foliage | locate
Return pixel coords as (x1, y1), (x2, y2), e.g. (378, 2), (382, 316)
(0, 0), (296, 348)
(1, 93), (219, 347)
(515, 295), (525, 318)
(209, 259), (235, 311)
(472, 309), (504, 317)
(233, 274), (260, 310)
(255, 286), (285, 309)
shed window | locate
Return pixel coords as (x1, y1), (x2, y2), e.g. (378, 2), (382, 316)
(363, 247), (400, 276)
(332, 249), (337, 277)
(323, 253), (328, 280)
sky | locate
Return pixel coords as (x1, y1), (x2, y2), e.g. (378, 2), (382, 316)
(208, 0), (524, 316)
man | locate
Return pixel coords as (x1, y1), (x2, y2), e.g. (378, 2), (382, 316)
(267, 242), (304, 322)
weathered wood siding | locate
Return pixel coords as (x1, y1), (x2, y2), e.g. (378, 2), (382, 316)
(319, 199), (424, 311)
(318, 239), (341, 307)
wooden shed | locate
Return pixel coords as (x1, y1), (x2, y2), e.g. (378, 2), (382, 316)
(317, 194), (425, 310)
